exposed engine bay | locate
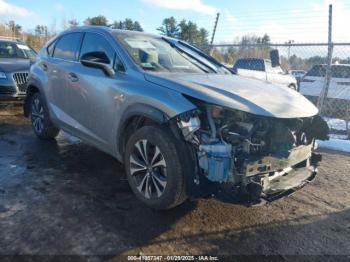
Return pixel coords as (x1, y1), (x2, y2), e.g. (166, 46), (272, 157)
(177, 103), (328, 202)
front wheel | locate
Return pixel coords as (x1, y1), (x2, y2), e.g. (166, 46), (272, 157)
(30, 92), (59, 140)
(124, 125), (189, 210)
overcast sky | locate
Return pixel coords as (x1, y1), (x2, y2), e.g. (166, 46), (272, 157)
(0, 0), (349, 43)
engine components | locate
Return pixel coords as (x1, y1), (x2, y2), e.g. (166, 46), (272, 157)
(198, 142), (233, 183)
(178, 116), (201, 141)
(177, 106), (323, 200)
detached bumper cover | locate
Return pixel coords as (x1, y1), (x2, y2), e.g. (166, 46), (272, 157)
(262, 152), (321, 202)
(245, 144), (314, 177)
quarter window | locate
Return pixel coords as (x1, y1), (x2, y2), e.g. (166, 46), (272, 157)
(53, 33), (83, 61)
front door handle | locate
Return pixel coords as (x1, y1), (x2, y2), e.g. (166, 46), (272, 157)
(68, 72), (79, 82)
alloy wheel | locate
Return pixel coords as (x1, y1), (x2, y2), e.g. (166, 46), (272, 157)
(129, 139), (167, 199)
(31, 97), (44, 134)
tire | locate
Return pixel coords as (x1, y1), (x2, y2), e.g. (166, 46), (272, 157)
(124, 125), (189, 210)
(30, 92), (59, 140)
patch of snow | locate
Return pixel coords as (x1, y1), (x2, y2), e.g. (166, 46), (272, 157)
(317, 138), (350, 153)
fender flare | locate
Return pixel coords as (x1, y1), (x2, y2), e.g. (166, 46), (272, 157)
(23, 78), (45, 117)
(115, 103), (170, 160)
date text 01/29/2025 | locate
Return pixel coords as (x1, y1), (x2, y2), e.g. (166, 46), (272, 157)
(127, 255), (219, 261)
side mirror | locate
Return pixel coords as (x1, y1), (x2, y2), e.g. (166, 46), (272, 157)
(270, 49), (280, 67)
(81, 51), (115, 77)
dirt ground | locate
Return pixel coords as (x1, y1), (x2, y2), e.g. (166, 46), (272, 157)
(0, 102), (350, 260)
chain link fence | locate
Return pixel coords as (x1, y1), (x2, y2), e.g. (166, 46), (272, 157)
(210, 42), (350, 139)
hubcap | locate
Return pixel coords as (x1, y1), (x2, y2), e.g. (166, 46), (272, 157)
(130, 139), (167, 199)
(31, 97), (44, 133)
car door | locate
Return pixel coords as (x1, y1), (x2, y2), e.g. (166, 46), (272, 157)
(62, 32), (126, 150)
(236, 59), (267, 81)
(249, 59), (266, 81)
(46, 32), (84, 131)
(265, 60), (288, 86)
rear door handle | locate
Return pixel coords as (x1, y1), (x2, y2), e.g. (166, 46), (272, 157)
(68, 72), (79, 82)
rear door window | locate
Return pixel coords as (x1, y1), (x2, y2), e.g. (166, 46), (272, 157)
(53, 33), (83, 61)
(233, 59), (243, 71)
(251, 59), (265, 71)
(235, 59), (265, 71)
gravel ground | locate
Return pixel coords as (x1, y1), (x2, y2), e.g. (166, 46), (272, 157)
(0, 102), (350, 260)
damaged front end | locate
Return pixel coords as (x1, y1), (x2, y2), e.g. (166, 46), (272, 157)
(176, 102), (329, 203)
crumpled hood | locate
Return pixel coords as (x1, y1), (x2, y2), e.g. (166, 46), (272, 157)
(145, 73), (318, 119)
(0, 59), (31, 73)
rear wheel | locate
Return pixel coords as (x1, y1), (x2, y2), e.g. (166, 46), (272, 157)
(30, 92), (59, 140)
(124, 125), (188, 210)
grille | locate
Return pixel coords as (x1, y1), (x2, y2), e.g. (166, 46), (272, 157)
(13, 72), (29, 92)
(0, 86), (16, 95)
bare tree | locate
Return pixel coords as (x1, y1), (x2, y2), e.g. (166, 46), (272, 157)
(68, 19), (79, 28)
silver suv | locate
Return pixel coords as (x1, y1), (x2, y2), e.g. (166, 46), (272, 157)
(24, 27), (328, 209)
(0, 38), (36, 100)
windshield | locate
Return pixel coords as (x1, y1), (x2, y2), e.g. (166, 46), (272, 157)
(115, 33), (230, 74)
(0, 41), (36, 59)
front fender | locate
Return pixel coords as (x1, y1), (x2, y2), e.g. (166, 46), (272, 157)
(23, 76), (45, 117)
(113, 87), (197, 161)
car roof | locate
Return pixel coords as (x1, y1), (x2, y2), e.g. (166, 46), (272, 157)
(0, 39), (25, 44)
(63, 26), (161, 39)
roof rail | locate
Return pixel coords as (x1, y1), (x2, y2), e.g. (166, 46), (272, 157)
(0, 36), (22, 42)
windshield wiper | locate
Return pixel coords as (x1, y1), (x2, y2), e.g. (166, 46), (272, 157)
(173, 48), (211, 73)
(178, 40), (233, 74)
(162, 37), (217, 73)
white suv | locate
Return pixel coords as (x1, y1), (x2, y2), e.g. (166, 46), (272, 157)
(299, 64), (350, 116)
(300, 64), (350, 99)
(233, 58), (297, 89)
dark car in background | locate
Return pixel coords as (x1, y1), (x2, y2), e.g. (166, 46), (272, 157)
(0, 37), (36, 100)
(233, 58), (297, 89)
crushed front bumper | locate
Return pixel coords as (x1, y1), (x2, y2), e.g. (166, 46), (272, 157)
(262, 160), (318, 202)
(258, 152), (321, 202)
(194, 142), (322, 204)
(241, 144), (322, 203)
